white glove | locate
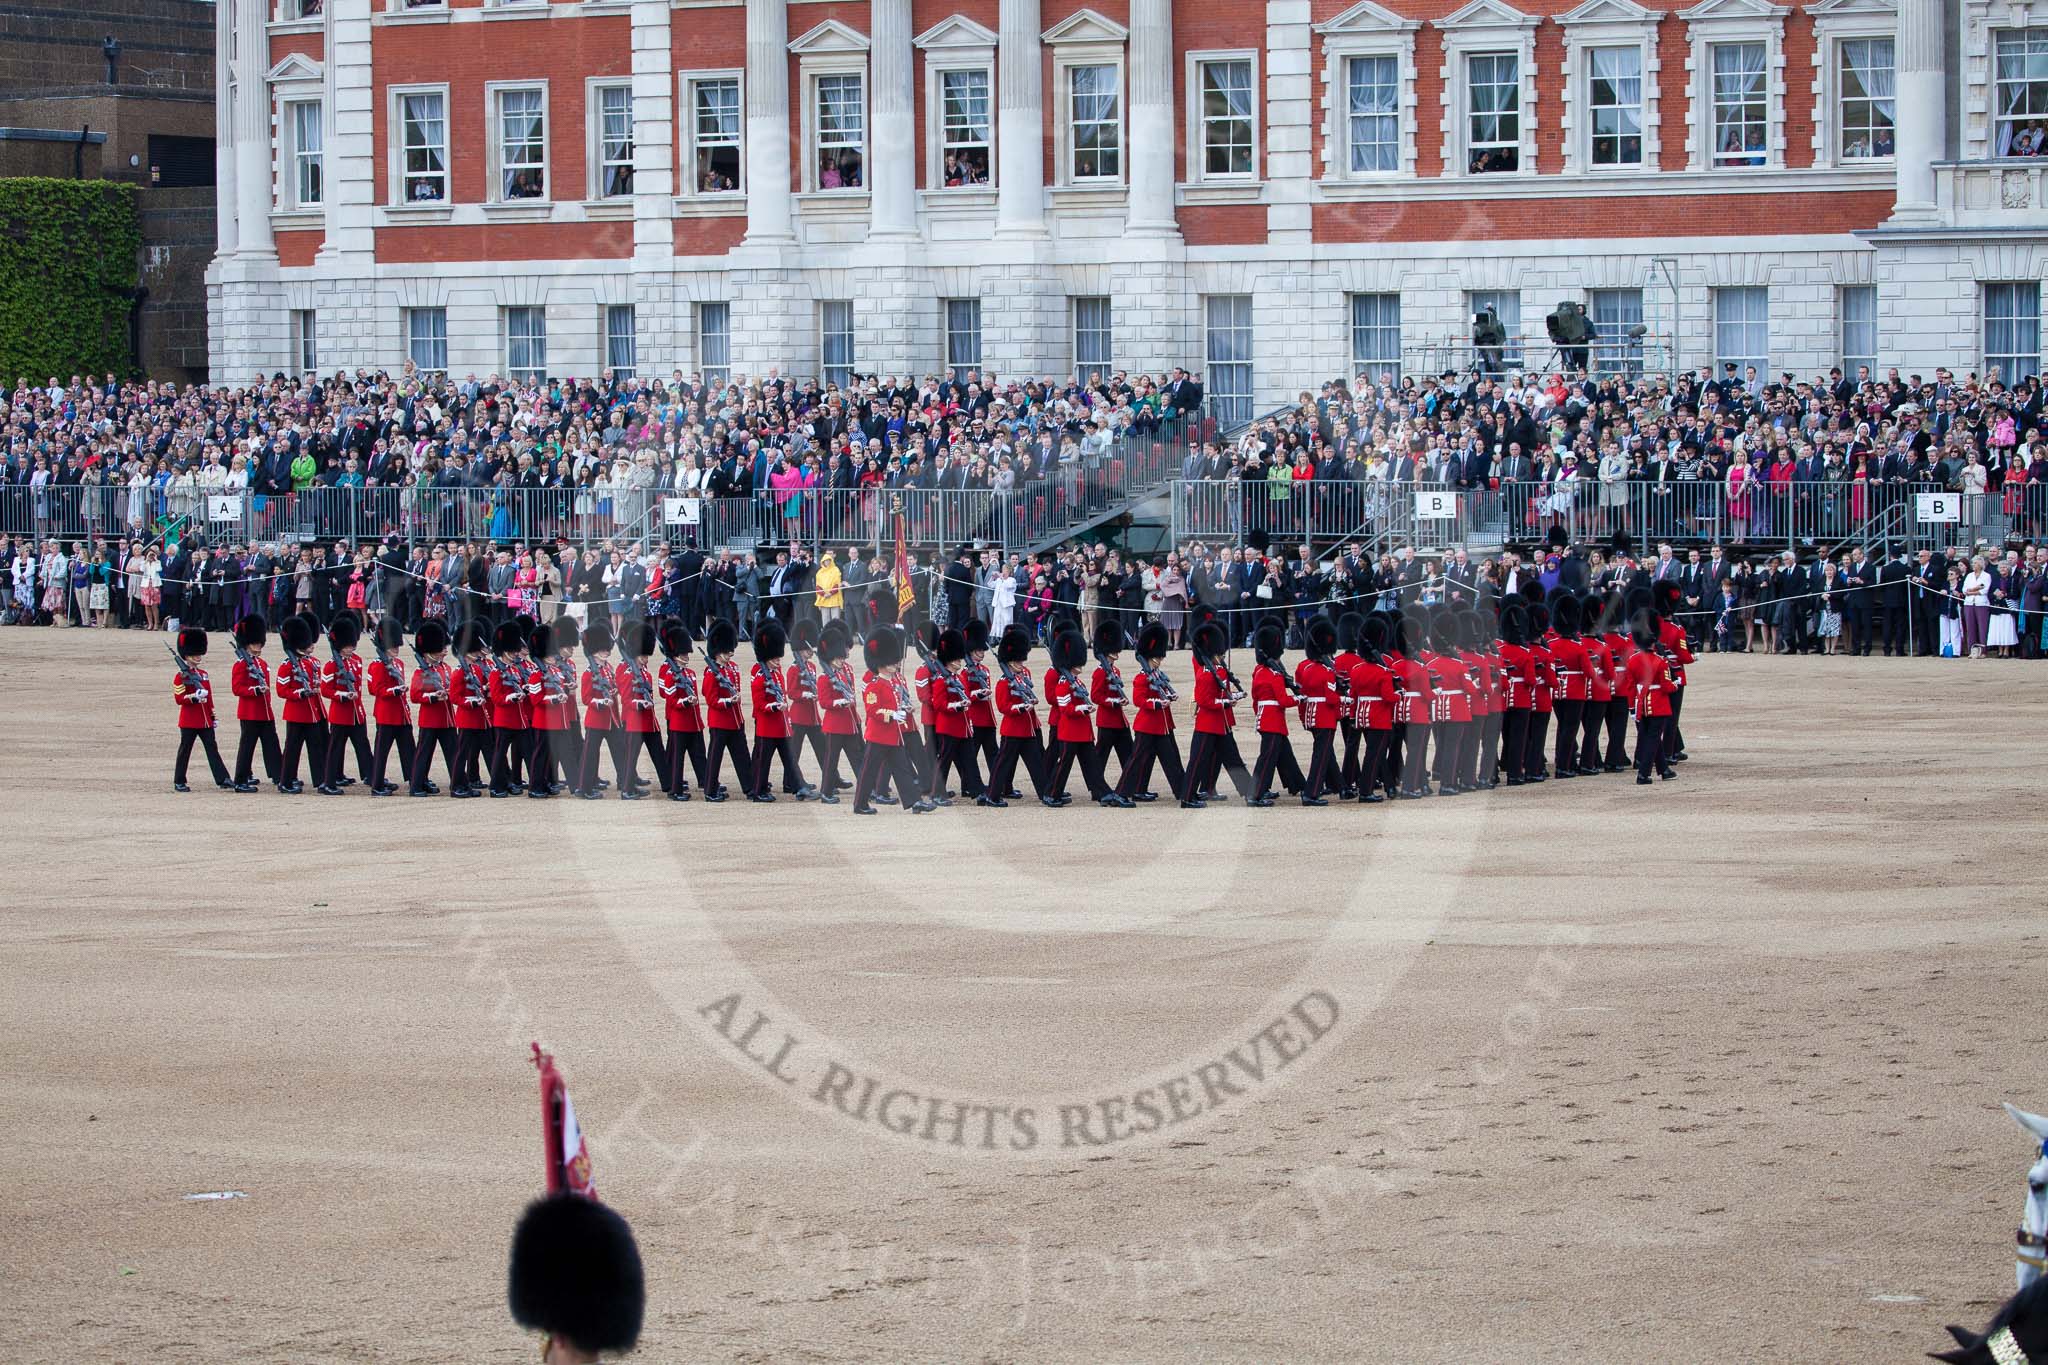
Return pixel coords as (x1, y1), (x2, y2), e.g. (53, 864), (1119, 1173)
(191, 689), (209, 703)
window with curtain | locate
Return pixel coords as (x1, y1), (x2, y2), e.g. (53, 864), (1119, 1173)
(945, 299), (982, 374)
(291, 310), (317, 375)
(1073, 296), (1111, 384)
(1204, 295), (1254, 428)
(1588, 289), (1643, 377)
(1839, 286), (1876, 376)
(691, 78), (741, 192)
(1069, 64), (1121, 180)
(606, 305), (636, 379)
(1713, 287), (1769, 379)
(815, 73), (865, 189)
(939, 69), (991, 185)
(1985, 283), (2041, 380)
(407, 307), (447, 375)
(1710, 42), (1767, 167)
(1345, 54), (1398, 174)
(698, 302), (730, 386)
(290, 102), (323, 206)
(1199, 58), (1254, 177)
(1995, 29), (2048, 157)
(597, 85), (634, 197)
(820, 300), (854, 387)
(1837, 38), (1894, 160)
(506, 306), (547, 382)
(1468, 290), (1522, 368)
(1466, 52), (1519, 174)
(399, 91), (446, 202)
(1587, 46), (1642, 167)
(1349, 294), (1400, 379)
(495, 88), (546, 199)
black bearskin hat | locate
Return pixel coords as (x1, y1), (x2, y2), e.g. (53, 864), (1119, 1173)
(820, 619), (851, 662)
(1253, 621), (1284, 665)
(920, 621), (942, 658)
(507, 1193), (645, 1357)
(996, 624), (1033, 666)
(493, 620), (525, 654)
(1093, 619), (1125, 655)
(549, 617), (579, 654)
(660, 621), (694, 658)
(233, 614), (267, 648)
(631, 621), (656, 657)
(1624, 585), (1654, 622)
(1499, 601), (1529, 647)
(1527, 602), (1551, 637)
(1546, 524), (1570, 551)
(328, 613), (361, 650)
(1336, 611), (1363, 655)
(1136, 622), (1169, 661)
(177, 627), (208, 657)
(1308, 616), (1338, 659)
(1519, 577), (1546, 606)
(530, 623), (555, 659)
(1550, 591), (1581, 636)
(1246, 528), (1271, 555)
(707, 619), (737, 658)
(1192, 619), (1227, 662)
(1584, 593), (1614, 635)
(376, 617), (406, 652)
(792, 618), (820, 653)
(453, 621), (486, 657)
(1049, 629), (1087, 672)
(1191, 602), (1219, 631)
(1464, 609), (1492, 649)
(1652, 579), (1682, 618)
(871, 594), (899, 627)
(755, 619), (787, 662)
(1361, 612), (1392, 661)
(963, 618), (990, 654)
(1429, 607), (1462, 652)
(582, 621), (614, 657)
(864, 625), (903, 671)
(280, 614), (316, 653)
(937, 628), (967, 664)
(1629, 607), (1660, 651)
(415, 620), (448, 655)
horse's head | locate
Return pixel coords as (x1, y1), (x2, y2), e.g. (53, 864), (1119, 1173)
(1932, 1276), (2048, 1364)
(2006, 1103), (2048, 1294)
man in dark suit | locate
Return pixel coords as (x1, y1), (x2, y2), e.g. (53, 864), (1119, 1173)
(1912, 548), (1945, 656)
(1774, 553), (1811, 654)
(1679, 549), (1706, 646)
(1164, 369), (1205, 418)
(1840, 545), (1875, 655)
(1877, 546), (1911, 656)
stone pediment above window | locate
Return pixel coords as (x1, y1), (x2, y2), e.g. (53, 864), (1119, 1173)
(914, 15), (999, 51)
(266, 53), (323, 83)
(1803, 0), (1894, 14)
(1041, 8), (1129, 46)
(788, 19), (869, 54)
(1313, 0), (1419, 36)
(1559, 0), (1658, 24)
(1439, 0), (1540, 30)
(1677, 0), (1782, 20)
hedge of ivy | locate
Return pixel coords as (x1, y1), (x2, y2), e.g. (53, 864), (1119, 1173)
(0, 177), (141, 380)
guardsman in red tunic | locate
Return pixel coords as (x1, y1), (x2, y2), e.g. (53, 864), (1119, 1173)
(447, 621), (494, 797)
(1347, 614), (1398, 803)
(1456, 608), (1497, 791)
(170, 625), (233, 791)
(613, 621), (664, 797)
(787, 620), (830, 791)
(1330, 614), (1366, 798)
(1293, 616), (1342, 804)
(1575, 594), (1615, 775)
(701, 619), (750, 801)
(1047, 627), (1130, 807)
(486, 619), (533, 798)
(321, 613), (375, 794)
(1496, 601), (1536, 785)
(574, 621), (624, 800)
(229, 614), (282, 791)
(1115, 622), (1184, 804)
(989, 624), (1056, 806)
(908, 622), (941, 795)
(276, 612), (332, 795)
(961, 619), (1001, 789)
(1602, 593), (1635, 771)
(814, 620), (861, 803)
(1423, 608), (1474, 795)
(524, 622), (569, 798)
(1545, 592), (1591, 780)
(852, 624), (930, 815)
(1386, 612), (1435, 799)
(365, 618), (415, 797)
(407, 620), (456, 797)
(1525, 600), (1557, 783)
(1651, 579), (1696, 762)
(1182, 612), (1253, 806)
(1626, 608), (1678, 783)
(926, 628), (987, 804)
(748, 621), (817, 802)
(1089, 621), (1133, 788)
(1247, 622), (1304, 806)
(658, 621), (709, 801)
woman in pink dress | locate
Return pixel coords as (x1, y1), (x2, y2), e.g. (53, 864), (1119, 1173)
(509, 552), (538, 620)
(1725, 449), (1753, 542)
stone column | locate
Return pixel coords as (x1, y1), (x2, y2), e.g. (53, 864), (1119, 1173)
(743, 0), (795, 244)
(868, 0), (917, 238)
(1125, 0), (1176, 235)
(1889, 0), (1942, 223)
(319, 0), (376, 262)
(233, 0), (275, 258)
(994, 0), (1046, 237)
(214, 0), (237, 255)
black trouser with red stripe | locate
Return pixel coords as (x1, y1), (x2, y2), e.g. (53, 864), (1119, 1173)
(527, 728), (557, 790)
(326, 721), (373, 789)
(373, 722), (416, 789)
(1578, 702), (1606, 772)
(705, 726), (751, 793)
(1552, 699), (1584, 775)
(575, 727), (626, 794)
(1116, 730), (1186, 799)
(795, 725), (829, 782)
(1667, 686), (1686, 755)
(282, 718), (329, 787)
(1430, 718), (1462, 789)
(1501, 708), (1530, 783)
(1634, 710), (1668, 779)
(818, 731), (859, 797)
(1093, 726), (1133, 788)
(175, 727), (230, 786)
(1186, 730), (1254, 801)
(1399, 721), (1432, 794)
(411, 726), (456, 792)
(544, 722), (583, 791)
(1477, 712), (1501, 786)
(1524, 710), (1551, 778)
(1051, 737), (1112, 800)
(972, 725), (999, 780)
(235, 718), (283, 785)
(1301, 727), (1338, 799)
(668, 728), (710, 793)
(454, 725), (489, 789)
(1457, 718), (1482, 791)
(854, 740), (920, 810)
(1356, 727), (1392, 800)
(490, 726), (529, 793)
(990, 732), (1050, 799)
(750, 733), (804, 796)
(929, 733), (985, 798)
(1338, 720), (1362, 794)
(1249, 731), (1305, 799)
